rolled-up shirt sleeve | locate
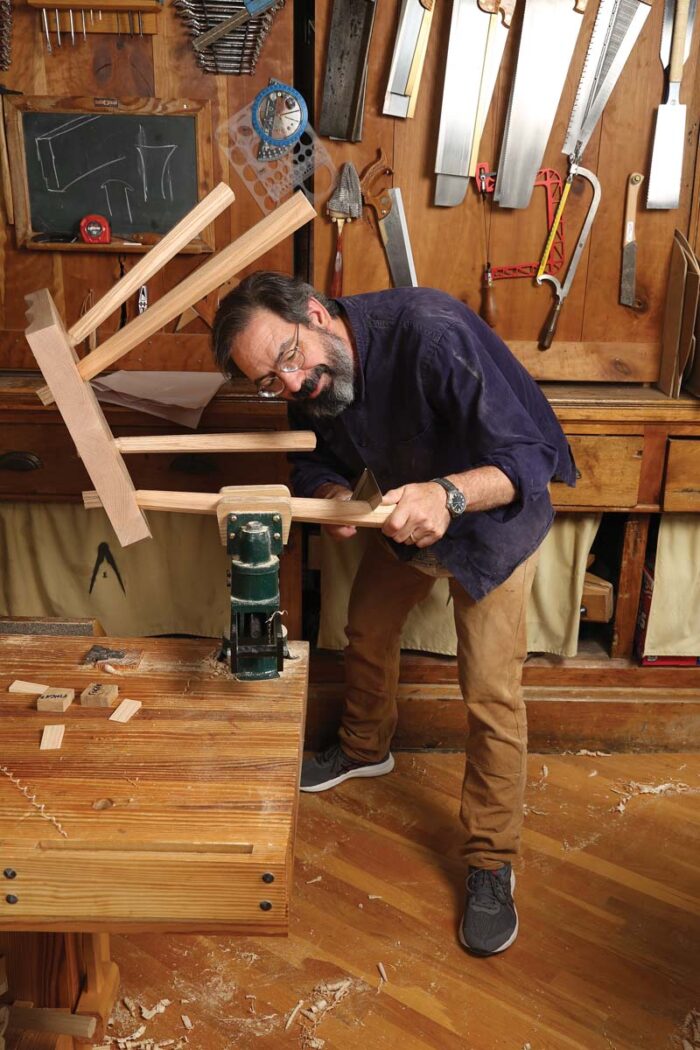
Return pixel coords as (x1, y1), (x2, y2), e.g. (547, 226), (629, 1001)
(423, 325), (561, 521)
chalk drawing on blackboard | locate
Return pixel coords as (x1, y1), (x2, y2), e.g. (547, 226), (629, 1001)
(101, 179), (135, 223)
(35, 114), (125, 193)
(135, 124), (177, 203)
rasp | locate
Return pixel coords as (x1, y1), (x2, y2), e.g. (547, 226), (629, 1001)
(620, 172), (643, 307)
(318, 0), (377, 141)
(647, 0), (696, 208)
(495, 0), (586, 210)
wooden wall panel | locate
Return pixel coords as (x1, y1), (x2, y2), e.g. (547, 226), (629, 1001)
(313, 0), (700, 383)
(0, 0), (295, 374)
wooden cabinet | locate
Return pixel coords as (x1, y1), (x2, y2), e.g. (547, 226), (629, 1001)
(664, 439), (700, 511)
(551, 435), (644, 509)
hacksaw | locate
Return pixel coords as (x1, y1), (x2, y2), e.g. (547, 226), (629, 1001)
(536, 0), (650, 346)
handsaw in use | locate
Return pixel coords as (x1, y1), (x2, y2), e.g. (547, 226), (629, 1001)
(434, 0), (516, 208)
(536, 0), (651, 348)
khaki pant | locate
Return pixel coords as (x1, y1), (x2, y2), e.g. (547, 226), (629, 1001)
(338, 532), (539, 870)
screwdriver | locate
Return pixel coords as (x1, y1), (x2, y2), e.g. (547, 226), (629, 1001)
(192, 0), (277, 51)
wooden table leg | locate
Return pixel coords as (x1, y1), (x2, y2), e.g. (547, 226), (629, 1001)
(611, 513), (650, 659)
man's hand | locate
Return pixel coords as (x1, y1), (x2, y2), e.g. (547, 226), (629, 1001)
(313, 482), (357, 541)
(381, 482), (450, 548)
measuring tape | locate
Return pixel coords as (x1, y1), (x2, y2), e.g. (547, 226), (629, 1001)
(251, 81), (308, 160)
(79, 214), (111, 244)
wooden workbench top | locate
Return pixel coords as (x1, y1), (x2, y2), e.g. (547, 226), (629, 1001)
(0, 635), (308, 934)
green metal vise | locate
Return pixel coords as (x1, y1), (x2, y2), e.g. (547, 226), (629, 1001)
(220, 512), (286, 680)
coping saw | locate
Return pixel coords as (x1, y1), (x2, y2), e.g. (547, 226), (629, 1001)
(536, 0), (651, 347)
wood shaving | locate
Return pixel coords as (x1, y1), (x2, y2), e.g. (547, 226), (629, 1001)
(306, 875), (322, 884)
(181, 1015), (193, 1031)
(245, 995), (257, 1016)
(141, 999), (171, 1020)
(377, 962), (388, 983)
(0, 764), (68, 837)
(575, 749), (612, 757)
(612, 778), (692, 815)
(122, 998), (138, 1017)
(284, 1000), (303, 1030)
(368, 894), (382, 900)
(103, 664), (123, 675)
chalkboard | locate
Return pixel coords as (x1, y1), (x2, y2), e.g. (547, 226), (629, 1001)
(5, 98), (214, 252)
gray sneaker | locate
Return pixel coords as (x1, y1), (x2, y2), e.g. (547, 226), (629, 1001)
(300, 744), (395, 793)
(459, 864), (518, 956)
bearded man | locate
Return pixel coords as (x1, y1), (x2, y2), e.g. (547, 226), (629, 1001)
(212, 272), (575, 957)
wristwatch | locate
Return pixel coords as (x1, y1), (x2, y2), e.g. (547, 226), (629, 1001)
(431, 477), (467, 518)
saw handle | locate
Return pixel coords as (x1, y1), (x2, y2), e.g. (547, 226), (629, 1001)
(539, 299), (563, 350)
(479, 266), (498, 328)
(669, 0), (691, 83)
(330, 218), (346, 297)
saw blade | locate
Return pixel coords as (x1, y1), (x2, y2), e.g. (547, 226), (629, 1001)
(564, 0), (651, 158)
(495, 0), (584, 209)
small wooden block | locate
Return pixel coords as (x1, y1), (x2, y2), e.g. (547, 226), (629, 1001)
(8, 679), (49, 694)
(37, 687), (75, 712)
(80, 682), (119, 708)
(40, 725), (65, 750)
(109, 699), (142, 723)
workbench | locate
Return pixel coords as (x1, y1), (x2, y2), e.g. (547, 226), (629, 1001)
(0, 634), (308, 1048)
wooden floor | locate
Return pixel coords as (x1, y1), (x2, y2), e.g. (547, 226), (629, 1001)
(105, 752), (700, 1050)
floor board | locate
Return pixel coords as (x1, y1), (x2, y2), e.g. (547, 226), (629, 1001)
(104, 753), (700, 1050)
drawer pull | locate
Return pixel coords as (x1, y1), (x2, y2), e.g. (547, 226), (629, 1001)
(0, 451), (43, 472)
(169, 453), (216, 475)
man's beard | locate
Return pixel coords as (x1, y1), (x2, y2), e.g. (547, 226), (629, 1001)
(291, 329), (355, 419)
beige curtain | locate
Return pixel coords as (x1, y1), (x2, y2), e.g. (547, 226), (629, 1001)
(0, 503), (228, 638)
(318, 514), (602, 657)
(644, 514), (700, 656)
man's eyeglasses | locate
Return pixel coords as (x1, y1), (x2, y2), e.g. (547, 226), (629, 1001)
(257, 324), (306, 398)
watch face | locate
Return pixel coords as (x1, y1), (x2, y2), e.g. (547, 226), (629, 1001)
(447, 489), (467, 516)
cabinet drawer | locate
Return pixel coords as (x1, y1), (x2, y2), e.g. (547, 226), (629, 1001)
(664, 439), (700, 511)
(551, 435), (643, 509)
(0, 425), (289, 497)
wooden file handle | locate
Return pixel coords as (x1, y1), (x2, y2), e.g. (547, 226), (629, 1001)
(68, 183), (235, 346)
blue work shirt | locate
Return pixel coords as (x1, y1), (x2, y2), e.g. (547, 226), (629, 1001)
(289, 288), (576, 600)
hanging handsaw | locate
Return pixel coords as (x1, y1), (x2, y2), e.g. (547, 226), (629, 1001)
(494, 0), (587, 210)
(647, 0), (696, 208)
(535, 0), (650, 346)
(434, 0), (516, 207)
(384, 0), (435, 119)
(563, 0), (651, 159)
(360, 150), (419, 287)
(319, 0), (377, 141)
